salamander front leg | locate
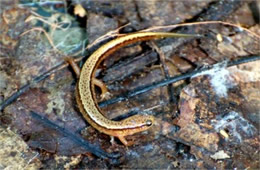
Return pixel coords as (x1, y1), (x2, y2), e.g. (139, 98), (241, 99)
(65, 57), (110, 100)
(117, 136), (134, 146)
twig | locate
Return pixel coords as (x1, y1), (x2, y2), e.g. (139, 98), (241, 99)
(20, 27), (61, 53)
(98, 55), (260, 108)
(0, 23), (126, 111)
(19, 1), (65, 7)
(149, 41), (177, 104)
(1, 21), (259, 111)
(143, 21), (260, 39)
(0, 61), (69, 111)
(30, 110), (120, 160)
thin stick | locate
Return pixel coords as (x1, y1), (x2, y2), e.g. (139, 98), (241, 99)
(30, 110), (120, 160)
(142, 21), (260, 39)
(98, 55), (260, 108)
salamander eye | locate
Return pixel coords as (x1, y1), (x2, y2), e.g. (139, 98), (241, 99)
(146, 119), (153, 126)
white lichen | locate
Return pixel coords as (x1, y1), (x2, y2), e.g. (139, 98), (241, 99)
(193, 61), (235, 98)
(211, 111), (257, 143)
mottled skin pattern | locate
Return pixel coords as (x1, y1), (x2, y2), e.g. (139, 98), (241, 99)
(76, 87), (154, 146)
(77, 32), (194, 145)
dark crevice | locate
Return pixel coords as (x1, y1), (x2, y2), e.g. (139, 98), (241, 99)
(249, 1), (260, 24)
(169, 0), (244, 33)
(66, 0), (87, 28)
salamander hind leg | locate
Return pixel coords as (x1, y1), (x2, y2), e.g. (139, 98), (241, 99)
(93, 78), (111, 100)
(64, 57), (81, 78)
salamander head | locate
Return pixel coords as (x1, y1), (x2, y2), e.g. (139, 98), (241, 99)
(104, 114), (155, 141)
(122, 114), (155, 130)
